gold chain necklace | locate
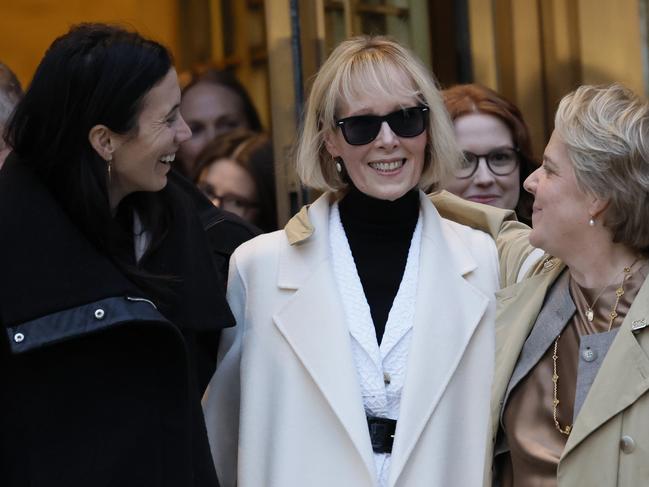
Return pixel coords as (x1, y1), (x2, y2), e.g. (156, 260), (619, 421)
(551, 337), (572, 435)
(583, 260), (637, 321)
(585, 287), (607, 322)
(551, 260), (637, 436)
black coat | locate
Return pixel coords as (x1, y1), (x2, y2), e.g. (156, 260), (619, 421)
(0, 156), (258, 487)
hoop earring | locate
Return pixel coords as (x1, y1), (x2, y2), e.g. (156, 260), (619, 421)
(335, 157), (343, 174)
(588, 217), (596, 227)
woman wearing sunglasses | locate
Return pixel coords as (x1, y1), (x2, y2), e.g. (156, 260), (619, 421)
(442, 84), (538, 225)
(203, 36), (502, 487)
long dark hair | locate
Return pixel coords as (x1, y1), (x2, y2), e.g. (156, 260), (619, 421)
(443, 84), (538, 225)
(6, 23), (174, 294)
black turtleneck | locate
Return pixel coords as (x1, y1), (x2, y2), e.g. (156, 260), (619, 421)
(339, 185), (420, 344)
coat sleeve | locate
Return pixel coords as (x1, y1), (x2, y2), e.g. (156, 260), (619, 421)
(429, 191), (542, 288)
(203, 250), (247, 487)
(496, 221), (544, 287)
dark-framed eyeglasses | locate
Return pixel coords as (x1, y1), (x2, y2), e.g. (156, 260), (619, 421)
(335, 106), (429, 146)
(198, 183), (258, 214)
(455, 147), (520, 178)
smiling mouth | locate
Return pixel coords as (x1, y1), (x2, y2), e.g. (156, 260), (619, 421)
(159, 153), (176, 164)
(369, 159), (405, 173)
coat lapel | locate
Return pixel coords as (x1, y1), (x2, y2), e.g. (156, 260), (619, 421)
(388, 195), (490, 484)
(489, 258), (649, 463)
(563, 275), (649, 458)
(273, 194), (377, 482)
(489, 260), (565, 442)
(501, 270), (574, 418)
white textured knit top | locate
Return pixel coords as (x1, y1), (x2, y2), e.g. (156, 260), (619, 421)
(329, 202), (422, 486)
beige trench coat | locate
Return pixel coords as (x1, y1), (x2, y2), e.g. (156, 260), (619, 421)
(431, 191), (649, 487)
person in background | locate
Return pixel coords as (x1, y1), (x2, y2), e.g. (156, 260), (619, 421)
(0, 62), (22, 169)
(0, 23), (255, 487)
(178, 68), (262, 177)
(204, 36), (500, 487)
(442, 84), (538, 225)
(193, 129), (277, 232)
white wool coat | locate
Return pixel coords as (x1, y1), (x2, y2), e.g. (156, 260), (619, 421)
(204, 191), (499, 487)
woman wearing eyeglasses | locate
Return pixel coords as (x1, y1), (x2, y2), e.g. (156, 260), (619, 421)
(442, 84), (538, 225)
(203, 36), (504, 487)
(193, 129), (277, 232)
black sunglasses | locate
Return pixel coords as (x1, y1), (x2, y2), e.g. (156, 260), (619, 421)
(335, 106), (429, 146)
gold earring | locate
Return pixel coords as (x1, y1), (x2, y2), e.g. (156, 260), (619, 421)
(107, 156), (112, 183)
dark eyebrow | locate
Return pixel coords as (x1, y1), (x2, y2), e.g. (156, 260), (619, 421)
(165, 103), (180, 118)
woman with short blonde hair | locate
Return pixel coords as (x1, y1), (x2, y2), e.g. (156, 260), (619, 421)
(555, 84), (649, 250)
(489, 83), (649, 486)
(296, 36), (459, 193)
(205, 36), (502, 487)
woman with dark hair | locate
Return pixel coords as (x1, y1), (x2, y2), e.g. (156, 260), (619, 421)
(442, 84), (538, 225)
(193, 129), (277, 232)
(0, 23), (255, 487)
(178, 68), (262, 176)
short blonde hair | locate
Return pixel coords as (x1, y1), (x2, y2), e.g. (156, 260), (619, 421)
(296, 36), (460, 192)
(555, 83), (649, 252)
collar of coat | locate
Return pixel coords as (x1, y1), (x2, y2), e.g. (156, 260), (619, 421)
(0, 154), (236, 334)
(284, 189), (517, 245)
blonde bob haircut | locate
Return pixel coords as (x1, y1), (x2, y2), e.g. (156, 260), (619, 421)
(555, 83), (649, 253)
(296, 36), (461, 193)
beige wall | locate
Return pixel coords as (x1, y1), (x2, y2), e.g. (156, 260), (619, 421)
(0, 0), (181, 88)
(578, 0), (645, 91)
(468, 0), (647, 157)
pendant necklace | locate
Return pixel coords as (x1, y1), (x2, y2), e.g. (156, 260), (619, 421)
(552, 258), (639, 436)
(584, 259), (637, 322)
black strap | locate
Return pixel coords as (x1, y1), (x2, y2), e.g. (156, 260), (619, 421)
(367, 415), (397, 454)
